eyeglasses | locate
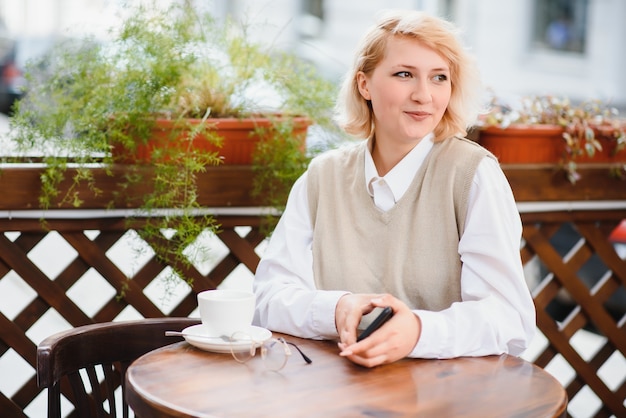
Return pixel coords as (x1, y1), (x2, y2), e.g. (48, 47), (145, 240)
(229, 331), (312, 371)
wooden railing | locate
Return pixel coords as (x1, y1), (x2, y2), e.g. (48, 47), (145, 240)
(0, 164), (624, 417)
(508, 165), (626, 418)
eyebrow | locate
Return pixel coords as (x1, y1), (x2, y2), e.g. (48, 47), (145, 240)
(392, 64), (450, 72)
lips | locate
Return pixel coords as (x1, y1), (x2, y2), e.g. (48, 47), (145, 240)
(406, 111), (431, 120)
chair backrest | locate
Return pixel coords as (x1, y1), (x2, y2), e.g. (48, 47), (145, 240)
(37, 317), (200, 418)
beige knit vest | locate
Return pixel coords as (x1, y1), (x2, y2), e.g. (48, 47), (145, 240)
(307, 137), (492, 311)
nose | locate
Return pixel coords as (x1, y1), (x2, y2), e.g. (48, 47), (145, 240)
(410, 78), (432, 103)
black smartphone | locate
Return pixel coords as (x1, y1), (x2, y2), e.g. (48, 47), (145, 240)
(356, 306), (394, 342)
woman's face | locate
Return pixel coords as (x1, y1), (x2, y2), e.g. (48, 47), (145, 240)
(357, 36), (451, 146)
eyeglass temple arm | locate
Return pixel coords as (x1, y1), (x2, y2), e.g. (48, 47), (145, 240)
(285, 341), (313, 364)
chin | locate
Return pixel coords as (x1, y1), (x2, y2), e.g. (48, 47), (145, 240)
(406, 130), (432, 140)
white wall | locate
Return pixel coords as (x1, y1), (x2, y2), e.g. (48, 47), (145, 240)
(232, 0), (439, 80)
(456, 0), (626, 106)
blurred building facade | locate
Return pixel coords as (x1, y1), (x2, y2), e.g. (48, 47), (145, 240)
(246, 0), (626, 107)
(1, 0), (625, 107)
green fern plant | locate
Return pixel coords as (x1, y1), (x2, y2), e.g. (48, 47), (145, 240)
(7, 1), (340, 296)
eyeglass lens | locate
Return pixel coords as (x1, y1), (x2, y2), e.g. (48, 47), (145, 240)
(229, 332), (311, 371)
(262, 339), (290, 371)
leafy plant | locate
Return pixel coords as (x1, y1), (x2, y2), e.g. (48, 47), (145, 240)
(6, 1), (340, 295)
(480, 95), (626, 182)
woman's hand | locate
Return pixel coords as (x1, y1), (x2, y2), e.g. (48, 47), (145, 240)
(336, 294), (421, 368)
(335, 293), (381, 344)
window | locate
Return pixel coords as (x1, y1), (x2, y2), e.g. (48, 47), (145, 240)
(533, 0), (588, 53)
(299, 0), (324, 39)
(303, 0), (324, 20)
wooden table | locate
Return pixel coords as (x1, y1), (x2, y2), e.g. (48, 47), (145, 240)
(125, 334), (568, 418)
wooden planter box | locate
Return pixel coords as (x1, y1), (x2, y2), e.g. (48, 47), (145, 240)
(0, 165), (263, 210)
(1, 164), (625, 211)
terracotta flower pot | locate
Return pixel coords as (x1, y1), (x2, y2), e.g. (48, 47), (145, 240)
(477, 124), (626, 164)
(112, 116), (311, 165)
(477, 124), (565, 164)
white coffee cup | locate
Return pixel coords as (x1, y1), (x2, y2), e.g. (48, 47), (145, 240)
(197, 289), (256, 337)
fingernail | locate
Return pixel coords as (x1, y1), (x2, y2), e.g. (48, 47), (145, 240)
(337, 342), (352, 356)
(371, 298), (383, 304)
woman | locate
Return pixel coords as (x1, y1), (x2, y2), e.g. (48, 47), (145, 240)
(253, 10), (535, 368)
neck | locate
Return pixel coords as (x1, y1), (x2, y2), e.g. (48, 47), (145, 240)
(371, 136), (420, 176)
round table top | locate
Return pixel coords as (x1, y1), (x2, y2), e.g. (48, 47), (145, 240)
(125, 333), (567, 418)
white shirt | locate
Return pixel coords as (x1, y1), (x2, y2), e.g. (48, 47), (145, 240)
(253, 136), (536, 359)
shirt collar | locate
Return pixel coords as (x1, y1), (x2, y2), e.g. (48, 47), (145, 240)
(364, 133), (435, 200)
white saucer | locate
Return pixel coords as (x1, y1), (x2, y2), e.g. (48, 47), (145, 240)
(181, 324), (272, 353)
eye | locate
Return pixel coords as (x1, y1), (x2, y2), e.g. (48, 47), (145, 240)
(394, 71), (412, 78)
(433, 74), (448, 82)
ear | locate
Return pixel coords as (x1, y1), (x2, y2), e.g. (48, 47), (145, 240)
(356, 71), (371, 100)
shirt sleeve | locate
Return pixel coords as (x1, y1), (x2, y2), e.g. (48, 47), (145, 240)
(409, 157), (536, 358)
(252, 172), (348, 340)
(254, 157), (536, 357)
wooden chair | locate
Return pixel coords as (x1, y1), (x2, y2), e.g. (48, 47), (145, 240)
(37, 317), (200, 418)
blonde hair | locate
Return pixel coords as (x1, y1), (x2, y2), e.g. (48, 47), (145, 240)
(335, 10), (483, 142)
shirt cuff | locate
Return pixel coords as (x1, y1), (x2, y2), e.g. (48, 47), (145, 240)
(311, 290), (350, 339)
(409, 310), (451, 359)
